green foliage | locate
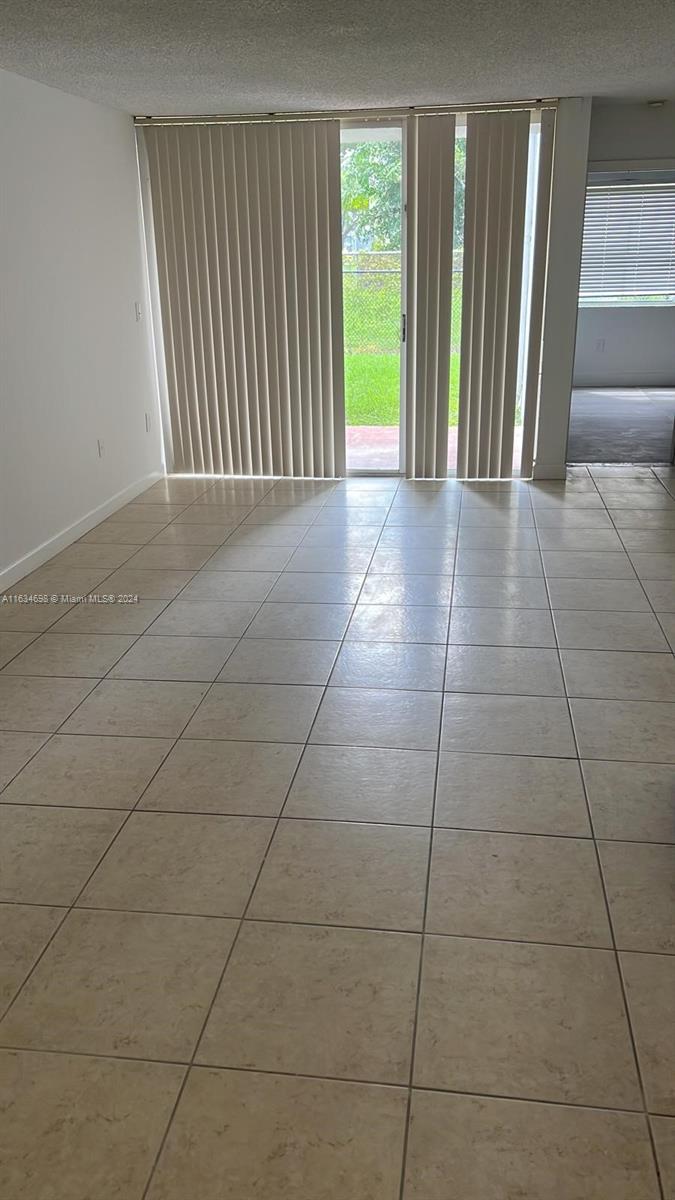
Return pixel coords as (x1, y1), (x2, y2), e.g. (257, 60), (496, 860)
(345, 352), (461, 426)
(341, 140), (402, 251)
(340, 135), (466, 252)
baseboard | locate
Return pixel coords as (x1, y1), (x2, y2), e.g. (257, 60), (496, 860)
(0, 470), (164, 592)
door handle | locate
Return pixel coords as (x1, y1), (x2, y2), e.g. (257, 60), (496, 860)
(401, 313), (406, 343)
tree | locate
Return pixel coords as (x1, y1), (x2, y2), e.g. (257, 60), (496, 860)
(340, 135), (466, 252)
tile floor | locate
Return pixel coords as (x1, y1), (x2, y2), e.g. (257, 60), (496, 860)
(0, 465), (674, 1199)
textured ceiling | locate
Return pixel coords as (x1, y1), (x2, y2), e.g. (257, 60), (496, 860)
(2, 0), (674, 115)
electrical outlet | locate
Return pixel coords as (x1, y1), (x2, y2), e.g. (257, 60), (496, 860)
(595, 338), (606, 353)
(135, 301), (143, 322)
(97, 438), (105, 458)
(145, 412), (152, 433)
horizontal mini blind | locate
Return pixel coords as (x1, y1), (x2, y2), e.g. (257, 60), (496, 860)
(579, 182), (675, 303)
(456, 110), (530, 479)
(142, 121), (345, 476)
(405, 114), (456, 477)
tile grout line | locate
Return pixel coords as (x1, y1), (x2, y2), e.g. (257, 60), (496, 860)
(538, 468), (666, 1200)
(396, 478), (463, 1200)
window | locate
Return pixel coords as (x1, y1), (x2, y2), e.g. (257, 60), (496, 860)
(579, 178), (675, 306)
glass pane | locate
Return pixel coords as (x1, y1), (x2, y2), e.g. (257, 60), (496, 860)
(448, 126), (466, 471)
(341, 126), (402, 470)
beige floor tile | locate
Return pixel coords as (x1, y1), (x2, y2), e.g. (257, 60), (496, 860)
(286, 744), (435, 824)
(583, 760), (675, 842)
(205, 545), (293, 571)
(2, 632), (135, 678)
(61, 679), (208, 737)
(547, 578), (650, 611)
(288, 545), (374, 573)
(91, 567), (194, 600)
(427, 829), (610, 946)
(142, 479), (212, 503)
(147, 1067), (407, 1200)
(599, 840), (675, 953)
(0, 600), (74, 633)
(0, 805), (123, 904)
(643, 580), (675, 611)
(533, 507), (613, 529)
(198, 921), (419, 1082)
(52, 544), (135, 569)
(80, 811), (274, 916)
(126, 545), (215, 571)
(542, 551), (636, 579)
(50, 597), (169, 634)
(662, 611), (675, 650)
(1, 733), (171, 808)
(536, 527), (624, 551)
(454, 549), (543, 577)
(0, 908), (236, 1060)
(12, 565), (112, 596)
(414, 936), (641, 1107)
(139, 738), (302, 815)
(114, 502), (187, 522)
(331, 641), (445, 691)
(0, 904), (64, 1009)
(218, 638), (339, 684)
(448, 607), (555, 647)
(148, 598), (260, 636)
(554, 610), (670, 651)
(81, 520), (167, 543)
(571, 699), (675, 763)
(0, 676), (95, 732)
(451, 576), (548, 608)
(150, 523), (234, 545)
(622, 952), (675, 1114)
(652, 1118), (675, 1199)
(346, 605), (450, 644)
(180, 570), (279, 601)
(367, 547), (456, 576)
(301, 524), (380, 548)
(457, 526), (538, 549)
(249, 819), (429, 931)
(185, 682), (322, 742)
(442, 693), (575, 757)
(404, 1091), (660, 1200)
(0, 632), (37, 669)
(224, 525), (305, 549)
(244, 601), (353, 640)
(174, 504), (252, 525)
(268, 572), (365, 602)
(311, 686), (441, 751)
(445, 645), (564, 696)
(110, 634), (237, 681)
(562, 650), (675, 702)
(0, 731), (47, 789)
(630, 553), (675, 580)
(435, 752), (589, 836)
(359, 574), (453, 605)
(0, 1050), (184, 1200)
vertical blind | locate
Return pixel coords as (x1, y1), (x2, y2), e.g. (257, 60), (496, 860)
(456, 110), (531, 479)
(405, 114), (456, 478)
(520, 108), (555, 479)
(142, 120), (345, 476)
(579, 181), (675, 303)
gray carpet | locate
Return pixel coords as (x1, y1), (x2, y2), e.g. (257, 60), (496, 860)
(568, 388), (675, 463)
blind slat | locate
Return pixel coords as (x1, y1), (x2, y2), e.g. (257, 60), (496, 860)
(580, 182), (675, 301)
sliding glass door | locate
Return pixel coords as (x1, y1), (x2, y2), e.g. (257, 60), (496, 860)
(340, 123), (403, 471)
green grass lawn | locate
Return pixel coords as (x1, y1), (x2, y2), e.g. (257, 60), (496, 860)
(343, 270), (462, 426)
(346, 352), (460, 425)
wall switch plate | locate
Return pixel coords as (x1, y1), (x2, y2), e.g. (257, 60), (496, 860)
(135, 301), (143, 322)
(595, 338), (606, 353)
(145, 412), (152, 433)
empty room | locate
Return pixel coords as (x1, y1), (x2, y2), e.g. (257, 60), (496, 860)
(0, 2), (674, 1197)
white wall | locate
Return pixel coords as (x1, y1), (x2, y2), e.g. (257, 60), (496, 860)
(573, 99), (675, 391)
(0, 69), (163, 587)
(574, 307), (675, 388)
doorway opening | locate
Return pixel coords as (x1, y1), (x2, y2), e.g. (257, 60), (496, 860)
(340, 123), (403, 471)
